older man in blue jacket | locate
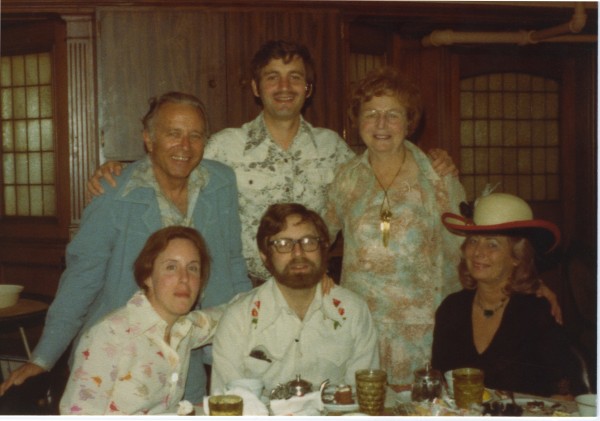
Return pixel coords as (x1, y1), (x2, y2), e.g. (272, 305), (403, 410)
(0, 92), (250, 403)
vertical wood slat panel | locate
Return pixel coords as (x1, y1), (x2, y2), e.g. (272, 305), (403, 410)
(66, 15), (96, 231)
(97, 9), (227, 160)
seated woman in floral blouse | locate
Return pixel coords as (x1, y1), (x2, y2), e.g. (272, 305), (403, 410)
(59, 226), (221, 415)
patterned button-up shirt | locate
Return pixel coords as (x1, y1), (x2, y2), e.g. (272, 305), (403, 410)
(59, 291), (219, 415)
(123, 156), (208, 228)
(205, 113), (355, 279)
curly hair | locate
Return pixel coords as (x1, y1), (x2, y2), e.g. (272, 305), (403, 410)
(133, 226), (211, 292)
(458, 235), (540, 294)
(348, 66), (423, 137)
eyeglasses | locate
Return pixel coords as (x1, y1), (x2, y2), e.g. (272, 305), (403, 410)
(268, 236), (321, 253)
(360, 109), (406, 125)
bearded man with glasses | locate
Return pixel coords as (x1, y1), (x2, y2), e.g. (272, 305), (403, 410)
(210, 203), (379, 394)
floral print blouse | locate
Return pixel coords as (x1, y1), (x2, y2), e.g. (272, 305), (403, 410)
(323, 141), (465, 385)
(59, 291), (218, 415)
(205, 113), (355, 280)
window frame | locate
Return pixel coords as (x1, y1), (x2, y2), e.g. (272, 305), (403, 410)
(1, 17), (70, 240)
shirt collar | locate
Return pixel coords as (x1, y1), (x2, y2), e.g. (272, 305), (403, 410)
(243, 112), (318, 155)
(359, 140), (441, 181)
(121, 156), (209, 227)
(127, 291), (193, 339)
(250, 279), (345, 331)
(122, 156), (209, 196)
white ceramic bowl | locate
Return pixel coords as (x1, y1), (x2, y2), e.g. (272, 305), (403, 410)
(575, 393), (597, 416)
(0, 284), (24, 309)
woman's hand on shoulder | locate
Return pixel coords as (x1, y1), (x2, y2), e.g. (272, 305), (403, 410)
(536, 281), (563, 325)
(321, 274), (337, 295)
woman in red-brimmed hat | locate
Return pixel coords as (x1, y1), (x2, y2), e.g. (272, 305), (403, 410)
(431, 193), (586, 400)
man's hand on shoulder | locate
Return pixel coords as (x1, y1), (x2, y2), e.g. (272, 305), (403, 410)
(86, 161), (125, 202)
(427, 148), (459, 177)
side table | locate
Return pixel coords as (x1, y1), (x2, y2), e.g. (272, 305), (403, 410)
(0, 294), (50, 364)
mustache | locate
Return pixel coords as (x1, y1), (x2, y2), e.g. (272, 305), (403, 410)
(287, 257), (313, 266)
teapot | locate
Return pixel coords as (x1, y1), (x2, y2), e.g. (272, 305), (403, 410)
(287, 374), (313, 397)
(411, 364), (443, 402)
(270, 375), (329, 400)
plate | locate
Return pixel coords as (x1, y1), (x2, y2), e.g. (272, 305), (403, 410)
(323, 401), (360, 412)
(499, 398), (566, 416)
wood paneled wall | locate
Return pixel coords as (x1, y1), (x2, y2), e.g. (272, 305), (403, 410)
(97, 7), (343, 160)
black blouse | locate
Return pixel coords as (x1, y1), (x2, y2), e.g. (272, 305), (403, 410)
(432, 289), (576, 396)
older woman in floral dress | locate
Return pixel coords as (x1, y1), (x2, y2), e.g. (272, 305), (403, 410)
(323, 67), (465, 385)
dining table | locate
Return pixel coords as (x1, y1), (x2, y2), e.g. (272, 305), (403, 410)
(187, 383), (581, 417)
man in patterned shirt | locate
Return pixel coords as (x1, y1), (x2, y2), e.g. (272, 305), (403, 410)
(87, 40), (456, 286)
(205, 40), (356, 285)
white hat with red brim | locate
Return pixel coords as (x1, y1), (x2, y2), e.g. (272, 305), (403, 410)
(442, 193), (560, 254)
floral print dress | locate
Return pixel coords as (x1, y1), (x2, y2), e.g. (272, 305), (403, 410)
(324, 141), (465, 385)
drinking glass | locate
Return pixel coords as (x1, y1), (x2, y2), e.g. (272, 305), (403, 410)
(355, 369), (387, 415)
(208, 394), (243, 416)
(452, 368), (484, 409)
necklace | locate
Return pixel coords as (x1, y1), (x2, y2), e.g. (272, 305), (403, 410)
(372, 149), (407, 248)
(475, 295), (508, 318)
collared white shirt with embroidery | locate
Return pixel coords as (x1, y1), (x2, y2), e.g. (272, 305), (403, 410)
(211, 279), (380, 393)
(205, 113), (355, 280)
(59, 291), (219, 415)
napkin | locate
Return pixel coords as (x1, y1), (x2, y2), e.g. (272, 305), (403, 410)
(270, 391), (324, 416)
(203, 387), (269, 416)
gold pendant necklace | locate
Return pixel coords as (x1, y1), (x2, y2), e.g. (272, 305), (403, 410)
(372, 149), (407, 248)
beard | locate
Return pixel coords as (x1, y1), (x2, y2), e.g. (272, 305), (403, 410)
(267, 256), (326, 290)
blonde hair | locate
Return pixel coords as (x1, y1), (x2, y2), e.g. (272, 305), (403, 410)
(458, 236), (541, 294)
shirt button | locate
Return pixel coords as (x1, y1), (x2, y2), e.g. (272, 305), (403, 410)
(171, 372), (179, 383)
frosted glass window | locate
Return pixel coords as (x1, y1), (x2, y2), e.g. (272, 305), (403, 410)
(1, 52), (56, 217)
(460, 72), (560, 201)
